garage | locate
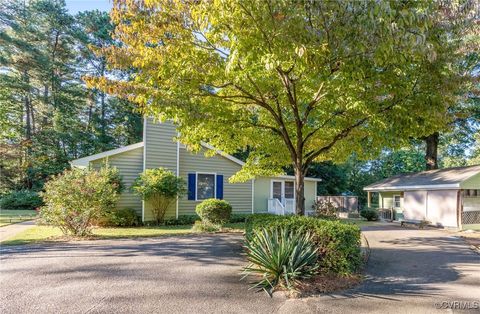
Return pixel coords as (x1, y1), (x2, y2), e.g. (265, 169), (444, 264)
(364, 165), (480, 230)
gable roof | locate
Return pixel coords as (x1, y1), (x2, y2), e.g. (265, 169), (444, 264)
(70, 142), (145, 168)
(70, 140), (321, 181)
(364, 165), (480, 191)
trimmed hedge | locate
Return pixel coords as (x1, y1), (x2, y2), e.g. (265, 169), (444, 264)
(360, 209), (378, 221)
(245, 214), (362, 275)
(196, 199), (232, 225)
(164, 214), (199, 226)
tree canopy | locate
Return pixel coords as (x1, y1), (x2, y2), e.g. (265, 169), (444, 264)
(92, 0), (476, 214)
(0, 0), (142, 193)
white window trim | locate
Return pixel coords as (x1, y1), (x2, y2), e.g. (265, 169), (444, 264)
(393, 194), (401, 209)
(195, 172), (217, 201)
(270, 179), (296, 200)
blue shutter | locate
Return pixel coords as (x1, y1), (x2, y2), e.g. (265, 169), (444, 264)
(216, 175), (224, 199)
(188, 173), (196, 200)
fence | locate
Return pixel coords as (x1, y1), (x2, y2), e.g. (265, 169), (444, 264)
(316, 196), (358, 212)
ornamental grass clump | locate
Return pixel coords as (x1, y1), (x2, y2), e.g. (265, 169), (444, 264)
(242, 227), (318, 296)
(40, 167), (123, 236)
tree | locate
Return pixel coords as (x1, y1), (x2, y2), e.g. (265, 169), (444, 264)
(89, 1), (470, 214)
(40, 167), (123, 236)
(0, 1), (143, 193)
(132, 168), (186, 224)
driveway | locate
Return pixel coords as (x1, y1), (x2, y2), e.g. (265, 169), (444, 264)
(1, 224), (479, 314)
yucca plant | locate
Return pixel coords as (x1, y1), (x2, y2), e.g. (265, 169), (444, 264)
(242, 227), (319, 296)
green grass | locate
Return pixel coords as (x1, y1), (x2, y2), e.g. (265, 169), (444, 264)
(339, 218), (379, 227)
(1, 221), (246, 246)
(0, 209), (38, 227)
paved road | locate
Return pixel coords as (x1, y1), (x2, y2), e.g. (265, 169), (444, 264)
(0, 220), (35, 242)
(1, 224), (479, 314)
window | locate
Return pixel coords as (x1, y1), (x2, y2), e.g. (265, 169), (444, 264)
(393, 195), (401, 208)
(271, 180), (295, 200)
(272, 181), (282, 200)
(284, 181), (295, 199)
(197, 173), (215, 200)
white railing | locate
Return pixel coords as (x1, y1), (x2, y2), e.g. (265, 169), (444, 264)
(284, 199), (295, 215)
(268, 198), (284, 215)
(267, 198), (295, 215)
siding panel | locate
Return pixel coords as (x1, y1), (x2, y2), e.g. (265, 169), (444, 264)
(144, 118), (178, 220)
(178, 147), (252, 215)
(91, 147), (143, 217)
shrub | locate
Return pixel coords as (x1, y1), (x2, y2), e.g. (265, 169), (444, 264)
(242, 227), (318, 296)
(164, 214), (199, 226)
(196, 199), (232, 225)
(97, 208), (139, 227)
(360, 209), (378, 221)
(132, 168), (186, 224)
(229, 213), (251, 223)
(40, 167), (122, 236)
(192, 220), (220, 232)
(311, 199), (338, 219)
(0, 190), (43, 210)
(245, 214), (362, 275)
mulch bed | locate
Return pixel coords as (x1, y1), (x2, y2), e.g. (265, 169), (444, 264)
(290, 274), (363, 298)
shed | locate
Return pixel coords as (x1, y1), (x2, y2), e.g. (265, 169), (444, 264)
(364, 165), (480, 229)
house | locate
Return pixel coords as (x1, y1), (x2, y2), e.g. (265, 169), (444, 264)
(71, 118), (321, 222)
(364, 165), (480, 230)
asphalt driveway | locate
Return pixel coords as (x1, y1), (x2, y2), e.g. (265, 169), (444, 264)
(1, 224), (479, 314)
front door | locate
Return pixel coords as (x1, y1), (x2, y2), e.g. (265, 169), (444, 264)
(271, 180), (295, 204)
(393, 194), (403, 220)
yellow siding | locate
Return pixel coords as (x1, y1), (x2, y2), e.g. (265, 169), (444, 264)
(143, 119), (179, 220)
(253, 177), (317, 212)
(178, 147), (253, 215)
(90, 147), (143, 217)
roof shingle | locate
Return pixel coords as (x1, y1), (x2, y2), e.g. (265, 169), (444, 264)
(364, 165), (480, 191)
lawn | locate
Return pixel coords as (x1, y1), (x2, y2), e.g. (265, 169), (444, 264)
(339, 218), (380, 228)
(0, 218), (369, 246)
(1, 222), (246, 246)
(0, 210), (38, 227)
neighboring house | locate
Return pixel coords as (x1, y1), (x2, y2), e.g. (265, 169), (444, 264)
(71, 118), (321, 222)
(364, 165), (480, 230)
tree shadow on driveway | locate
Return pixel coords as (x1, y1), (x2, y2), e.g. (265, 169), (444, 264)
(331, 224), (480, 302)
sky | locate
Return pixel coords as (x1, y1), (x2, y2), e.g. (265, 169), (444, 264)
(65, 0), (112, 14)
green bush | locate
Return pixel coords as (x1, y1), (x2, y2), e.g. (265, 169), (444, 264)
(311, 199), (338, 219)
(0, 190), (43, 210)
(132, 168), (186, 224)
(195, 199), (232, 225)
(164, 214), (199, 225)
(229, 213), (251, 223)
(40, 168), (122, 236)
(243, 226), (318, 296)
(360, 209), (378, 221)
(245, 214), (362, 275)
(192, 220), (220, 232)
(97, 208), (139, 227)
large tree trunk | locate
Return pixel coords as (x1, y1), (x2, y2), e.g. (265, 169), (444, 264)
(294, 165), (306, 215)
(425, 132), (439, 170)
